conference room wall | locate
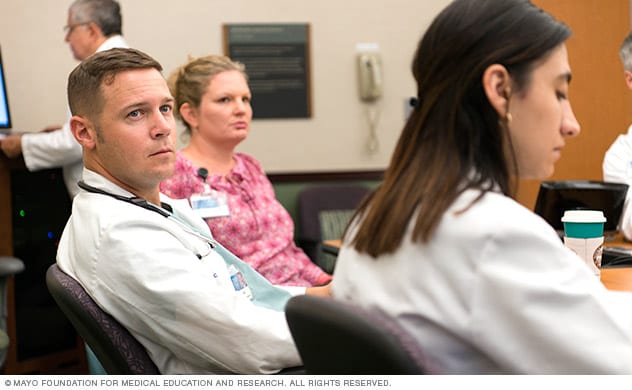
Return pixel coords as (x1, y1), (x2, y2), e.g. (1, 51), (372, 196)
(0, 0), (450, 175)
(1, 0), (631, 213)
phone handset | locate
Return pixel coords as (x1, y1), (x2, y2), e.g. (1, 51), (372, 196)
(357, 51), (383, 102)
(356, 44), (382, 153)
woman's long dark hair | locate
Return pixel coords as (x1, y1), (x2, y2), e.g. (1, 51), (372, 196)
(349, 0), (571, 257)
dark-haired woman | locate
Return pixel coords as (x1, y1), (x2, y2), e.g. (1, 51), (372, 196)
(333, 0), (632, 373)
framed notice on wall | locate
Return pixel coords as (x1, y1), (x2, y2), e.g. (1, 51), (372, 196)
(223, 23), (312, 119)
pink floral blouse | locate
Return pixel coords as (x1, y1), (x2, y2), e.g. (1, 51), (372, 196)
(160, 151), (332, 287)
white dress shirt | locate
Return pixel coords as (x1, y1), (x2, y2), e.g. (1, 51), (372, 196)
(21, 35), (128, 198)
(603, 124), (632, 239)
(56, 169), (302, 374)
(333, 187), (632, 373)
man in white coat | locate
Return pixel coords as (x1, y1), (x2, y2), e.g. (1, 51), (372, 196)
(0, 0), (128, 198)
(603, 31), (632, 239)
(58, 47), (330, 373)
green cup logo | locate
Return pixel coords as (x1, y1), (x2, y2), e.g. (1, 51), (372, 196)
(561, 210), (606, 276)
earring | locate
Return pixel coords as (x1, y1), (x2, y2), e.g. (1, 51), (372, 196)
(506, 113), (513, 123)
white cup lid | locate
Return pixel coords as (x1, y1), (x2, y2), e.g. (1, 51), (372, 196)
(561, 210), (606, 223)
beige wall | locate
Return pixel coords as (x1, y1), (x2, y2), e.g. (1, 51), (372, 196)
(3, 0), (632, 178)
(0, 0), (450, 174)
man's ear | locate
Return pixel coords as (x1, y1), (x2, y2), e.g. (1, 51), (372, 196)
(179, 102), (198, 130)
(86, 21), (103, 39)
(69, 115), (96, 149)
(624, 70), (632, 91)
(482, 64), (512, 116)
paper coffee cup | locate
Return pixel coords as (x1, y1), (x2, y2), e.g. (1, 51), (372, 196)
(561, 210), (606, 276)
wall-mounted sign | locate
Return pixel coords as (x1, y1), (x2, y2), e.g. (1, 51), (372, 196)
(223, 23), (311, 119)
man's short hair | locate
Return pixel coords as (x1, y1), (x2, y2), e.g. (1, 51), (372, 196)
(67, 48), (163, 121)
(70, 0), (123, 37)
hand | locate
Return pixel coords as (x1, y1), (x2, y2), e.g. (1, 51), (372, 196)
(0, 134), (23, 158)
(305, 282), (332, 297)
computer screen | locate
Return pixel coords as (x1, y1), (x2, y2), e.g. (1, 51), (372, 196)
(0, 46), (12, 130)
(534, 180), (629, 237)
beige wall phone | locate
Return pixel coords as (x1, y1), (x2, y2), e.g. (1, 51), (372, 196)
(357, 51), (383, 102)
(356, 43), (382, 153)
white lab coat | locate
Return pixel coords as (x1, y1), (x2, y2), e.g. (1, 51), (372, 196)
(603, 123), (632, 239)
(333, 187), (632, 373)
(56, 169), (302, 374)
(21, 35), (128, 198)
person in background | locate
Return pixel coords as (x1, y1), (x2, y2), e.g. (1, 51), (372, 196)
(0, 0), (127, 198)
(160, 55), (332, 287)
(58, 47), (331, 374)
(603, 31), (632, 240)
(334, 0), (632, 374)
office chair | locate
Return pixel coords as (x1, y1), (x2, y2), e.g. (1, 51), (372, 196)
(45, 264), (159, 374)
(296, 184), (370, 273)
(0, 256), (24, 370)
(285, 295), (435, 374)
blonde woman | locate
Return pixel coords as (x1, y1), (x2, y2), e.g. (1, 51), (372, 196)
(160, 55), (331, 287)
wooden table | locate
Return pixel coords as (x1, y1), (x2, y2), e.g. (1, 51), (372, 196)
(602, 235), (632, 291)
(600, 268), (632, 291)
(324, 238), (632, 292)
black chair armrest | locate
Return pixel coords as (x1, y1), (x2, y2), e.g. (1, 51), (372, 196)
(0, 256), (25, 277)
(295, 237), (321, 264)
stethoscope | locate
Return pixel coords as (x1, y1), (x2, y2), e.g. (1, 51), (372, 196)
(78, 180), (172, 217)
(77, 180), (216, 257)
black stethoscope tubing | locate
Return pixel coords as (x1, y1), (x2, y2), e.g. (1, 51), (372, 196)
(78, 180), (172, 217)
(77, 180), (216, 257)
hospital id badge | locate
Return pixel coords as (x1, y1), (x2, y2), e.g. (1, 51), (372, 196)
(190, 190), (230, 218)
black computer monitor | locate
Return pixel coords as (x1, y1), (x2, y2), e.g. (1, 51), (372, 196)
(534, 180), (629, 238)
(0, 46), (12, 130)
